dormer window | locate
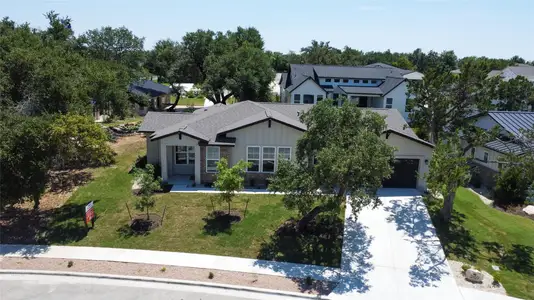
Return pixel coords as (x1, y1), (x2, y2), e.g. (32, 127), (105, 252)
(371, 80), (377, 84)
(325, 78), (331, 82)
(334, 79), (340, 83)
(343, 79), (349, 83)
(363, 80), (369, 84)
(353, 79), (360, 84)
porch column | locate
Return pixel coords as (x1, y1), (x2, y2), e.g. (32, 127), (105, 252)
(195, 145), (201, 184)
(161, 144), (168, 181)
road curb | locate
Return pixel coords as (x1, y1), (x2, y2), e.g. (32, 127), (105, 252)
(0, 269), (329, 299)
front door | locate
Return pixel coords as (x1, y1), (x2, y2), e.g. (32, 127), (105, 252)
(172, 146), (195, 175)
(358, 97), (368, 107)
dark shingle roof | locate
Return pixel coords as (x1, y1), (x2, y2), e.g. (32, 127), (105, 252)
(141, 101), (430, 147)
(488, 111), (534, 137)
(138, 111), (193, 132)
(129, 80), (171, 97)
(365, 63), (414, 75)
(338, 86), (383, 95)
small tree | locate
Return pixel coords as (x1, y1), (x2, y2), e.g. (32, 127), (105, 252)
(214, 158), (250, 214)
(425, 137), (471, 223)
(133, 164), (162, 220)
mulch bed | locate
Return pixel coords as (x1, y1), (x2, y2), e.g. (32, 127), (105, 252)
(130, 214), (162, 232)
(497, 205), (534, 221)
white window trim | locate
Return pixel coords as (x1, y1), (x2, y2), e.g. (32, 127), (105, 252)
(246, 146), (261, 173)
(175, 146), (195, 165)
(206, 146), (220, 173)
(385, 97), (393, 109)
(262, 146), (276, 173)
(293, 94), (301, 104)
(276, 146), (292, 170)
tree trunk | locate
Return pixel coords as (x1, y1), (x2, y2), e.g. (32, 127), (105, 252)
(440, 189), (456, 223)
(166, 93), (181, 111)
(228, 202), (231, 215)
(297, 205), (326, 232)
(146, 208), (150, 221)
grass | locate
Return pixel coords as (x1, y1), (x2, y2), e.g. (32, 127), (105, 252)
(104, 116), (144, 127)
(426, 187), (534, 299)
(35, 137), (309, 261)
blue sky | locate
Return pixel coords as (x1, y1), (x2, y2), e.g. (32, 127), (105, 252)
(4, 0), (534, 60)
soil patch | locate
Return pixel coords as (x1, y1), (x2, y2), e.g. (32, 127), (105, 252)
(497, 205), (534, 221)
(109, 134), (144, 155)
(131, 213), (162, 232)
(0, 257), (337, 296)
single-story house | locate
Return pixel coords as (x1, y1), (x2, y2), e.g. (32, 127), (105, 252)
(468, 111), (534, 187)
(138, 101), (434, 190)
(129, 80), (172, 113)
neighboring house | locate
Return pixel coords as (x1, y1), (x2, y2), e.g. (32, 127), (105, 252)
(487, 64), (534, 82)
(278, 63), (423, 119)
(468, 111), (534, 187)
(138, 101), (434, 190)
(129, 80), (172, 113)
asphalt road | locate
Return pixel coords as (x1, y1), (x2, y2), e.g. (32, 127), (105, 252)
(0, 273), (309, 300)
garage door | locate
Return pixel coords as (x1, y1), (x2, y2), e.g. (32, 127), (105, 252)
(382, 159), (419, 188)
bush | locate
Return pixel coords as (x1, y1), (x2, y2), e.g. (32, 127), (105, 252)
(160, 267), (166, 272)
(67, 261), (74, 268)
(461, 264), (470, 273)
(494, 164), (531, 206)
(490, 271), (502, 285)
(208, 272), (214, 279)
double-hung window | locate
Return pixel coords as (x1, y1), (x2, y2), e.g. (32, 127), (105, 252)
(247, 146), (260, 172)
(278, 147), (291, 161)
(206, 146), (220, 172)
(303, 94), (314, 104)
(293, 94), (301, 104)
(262, 147), (276, 173)
(175, 146), (195, 165)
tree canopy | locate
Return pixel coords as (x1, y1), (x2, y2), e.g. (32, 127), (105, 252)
(269, 100), (396, 230)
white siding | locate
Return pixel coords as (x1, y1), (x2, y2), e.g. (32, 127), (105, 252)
(403, 72), (424, 80)
(471, 146), (502, 172)
(383, 82), (409, 119)
(290, 79), (327, 104)
(146, 135), (160, 165)
(226, 120), (303, 166)
(382, 133), (434, 190)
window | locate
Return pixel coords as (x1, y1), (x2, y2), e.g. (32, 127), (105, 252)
(317, 95), (324, 101)
(303, 94), (314, 104)
(175, 146), (195, 165)
(333, 93), (339, 99)
(471, 147), (475, 158)
(325, 78), (331, 82)
(278, 147), (291, 161)
(334, 79), (340, 83)
(293, 94), (301, 104)
(371, 80), (377, 84)
(363, 80), (369, 84)
(206, 146), (220, 172)
(247, 146), (260, 172)
(386, 98), (393, 108)
(353, 79), (360, 84)
(262, 147), (276, 173)
(483, 152), (489, 163)
(343, 79), (349, 83)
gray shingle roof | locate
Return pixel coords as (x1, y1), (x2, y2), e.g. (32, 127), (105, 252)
(365, 63), (414, 75)
(338, 86), (383, 95)
(488, 111), (534, 137)
(138, 111), (193, 132)
(508, 64), (534, 80)
(485, 140), (525, 155)
(142, 101), (430, 147)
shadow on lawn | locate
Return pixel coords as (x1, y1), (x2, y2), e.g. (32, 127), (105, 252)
(482, 242), (534, 275)
(0, 201), (97, 247)
(257, 216), (343, 267)
(202, 210), (242, 236)
(423, 195), (479, 263)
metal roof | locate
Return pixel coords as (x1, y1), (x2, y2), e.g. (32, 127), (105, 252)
(129, 80), (171, 97)
(484, 140), (525, 155)
(488, 111), (534, 137)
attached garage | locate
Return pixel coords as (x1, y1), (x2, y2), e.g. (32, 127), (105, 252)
(382, 159), (420, 188)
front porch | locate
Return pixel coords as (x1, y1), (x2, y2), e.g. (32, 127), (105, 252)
(160, 143), (201, 185)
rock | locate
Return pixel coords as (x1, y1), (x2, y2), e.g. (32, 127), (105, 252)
(491, 265), (500, 271)
(132, 178), (141, 195)
(465, 268), (484, 283)
(522, 205), (534, 215)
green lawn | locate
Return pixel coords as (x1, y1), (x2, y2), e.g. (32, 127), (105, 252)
(426, 188), (534, 299)
(28, 137), (341, 266)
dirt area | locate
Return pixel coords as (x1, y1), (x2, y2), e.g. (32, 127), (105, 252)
(110, 134), (145, 155)
(0, 257), (337, 296)
(448, 260), (507, 296)
(498, 205), (534, 221)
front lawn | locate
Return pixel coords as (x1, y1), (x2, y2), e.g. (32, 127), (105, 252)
(426, 188), (534, 299)
(5, 135), (341, 267)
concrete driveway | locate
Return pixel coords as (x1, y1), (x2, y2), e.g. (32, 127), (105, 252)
(331, 188), (463, 299)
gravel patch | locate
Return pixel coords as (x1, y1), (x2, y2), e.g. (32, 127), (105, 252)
(0, 257), (336, 296)
(448, 260), (507, 296)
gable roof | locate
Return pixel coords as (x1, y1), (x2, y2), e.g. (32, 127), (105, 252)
(286, 76), (325, 93)
(488, 111), (534, 137)
(484, 140), (525, 155)
(142, 101), (431, 147)
(129, 80), (171, 97)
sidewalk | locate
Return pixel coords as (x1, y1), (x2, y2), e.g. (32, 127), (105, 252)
(0, 244), (339, 282)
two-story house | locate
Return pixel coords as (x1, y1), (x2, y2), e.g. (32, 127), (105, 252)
(279, 63), (423, 119)
(469, 111), (534, 187)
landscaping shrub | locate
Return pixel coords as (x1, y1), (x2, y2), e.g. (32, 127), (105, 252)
(491, 271), (502, 286)
(160, 267), (166, 272)
(67, 261), (74, 268)
(208, 272), (214, 279)
(494, 165), (531, 206)
(461, 264), (470, 273)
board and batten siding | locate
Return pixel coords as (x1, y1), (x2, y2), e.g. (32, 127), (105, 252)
(382, 133), (433, 190)
(383, 81), (409, 119)
(290, 79), (327, 104)
(226, 120), (304, 166)
(146, 134), (160, 165)
(472, 146), (502, 172)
